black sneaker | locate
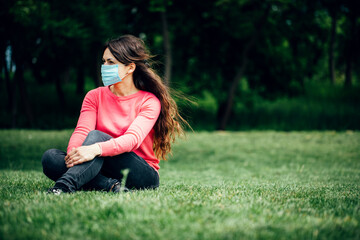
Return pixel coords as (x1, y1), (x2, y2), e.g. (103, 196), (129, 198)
(47, 188), (64, 195)
(109, 181), (130, 193)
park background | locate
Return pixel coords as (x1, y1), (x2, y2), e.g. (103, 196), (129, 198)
(1, 0), (359, 131)
(1, 0), (360, 240)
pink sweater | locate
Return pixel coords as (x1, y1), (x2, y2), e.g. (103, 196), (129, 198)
(67, 87), (161, 171)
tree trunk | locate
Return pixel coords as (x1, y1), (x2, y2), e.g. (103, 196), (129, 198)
(92, 42), (102, 87)
(10, 77), (17, 128)
(329, 12), (336, 85)
(345, 58), (352, 87)
(4, 54), (12, 111)
(55, 76), (66, 113)
(217, 42), (252, 130)
(3, 54), (17, 128)
(95, 61), (101, 87)
(344, 14), (356, 87)
(161, 6), (172, 86)
(32, 64), (45, 84)
(76, 67), (85, 95)
(62, 67), (71, 84)
(16, 65), (34, 127)
(217, 6), (270, 130)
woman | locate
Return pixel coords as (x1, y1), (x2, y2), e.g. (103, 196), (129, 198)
(42, 35), (186, 194)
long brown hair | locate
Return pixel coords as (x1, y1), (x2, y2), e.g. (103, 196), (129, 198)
(105, 35), (188, 160)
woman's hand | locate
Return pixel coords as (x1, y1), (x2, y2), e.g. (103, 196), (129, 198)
(65, 144), (101, 168)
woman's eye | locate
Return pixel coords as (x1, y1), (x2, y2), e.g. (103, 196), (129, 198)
(101, 60), (115, 64)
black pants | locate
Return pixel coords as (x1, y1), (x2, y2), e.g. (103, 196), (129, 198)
(41, 130), (159, 192)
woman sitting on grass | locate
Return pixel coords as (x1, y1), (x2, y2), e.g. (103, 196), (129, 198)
(42, 34), (186, 194)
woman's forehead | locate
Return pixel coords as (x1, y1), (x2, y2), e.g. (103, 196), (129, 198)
(102, 49), (117, 61)
(103, 48), (113, 57)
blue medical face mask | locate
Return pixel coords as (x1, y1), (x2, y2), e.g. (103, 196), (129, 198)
(101, 64), (124, 86)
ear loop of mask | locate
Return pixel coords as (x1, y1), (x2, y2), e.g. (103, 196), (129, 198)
(120, 64), (134, 80)
(120, 72), (129, 80)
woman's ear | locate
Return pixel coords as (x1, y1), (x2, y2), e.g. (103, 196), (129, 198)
(128, 63), (136, 73)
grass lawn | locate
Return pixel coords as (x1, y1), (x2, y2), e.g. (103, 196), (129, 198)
(0, 130), (359, 239)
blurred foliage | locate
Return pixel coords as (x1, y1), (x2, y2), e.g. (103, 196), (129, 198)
(0, 0), (359, 130)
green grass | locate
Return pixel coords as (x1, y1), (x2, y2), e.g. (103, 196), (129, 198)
(1, 130), (359, 239)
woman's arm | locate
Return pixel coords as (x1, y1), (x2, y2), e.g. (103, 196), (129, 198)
(67, 90), (98, 153)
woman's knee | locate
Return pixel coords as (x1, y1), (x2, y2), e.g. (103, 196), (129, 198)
(82, 130), (112, 146)
(41, 149), (58, 167)
(41, 149), (66, 181)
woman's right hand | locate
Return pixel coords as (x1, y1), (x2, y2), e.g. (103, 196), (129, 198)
(64, 144), (101, 168)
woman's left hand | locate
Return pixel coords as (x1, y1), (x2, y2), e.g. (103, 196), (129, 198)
(65, 144), (101, 168)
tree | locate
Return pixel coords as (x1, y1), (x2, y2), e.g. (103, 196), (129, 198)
(343, 0), (360, 87)
(1, 0), (46, 127)
(149, 0), (173, 86)
(1, 0), (358, 129)
(328, 4), (338, 85)
(217, 3), (270, 130)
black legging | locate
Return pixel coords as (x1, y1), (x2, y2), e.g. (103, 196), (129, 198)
(41, 130), (159, 192)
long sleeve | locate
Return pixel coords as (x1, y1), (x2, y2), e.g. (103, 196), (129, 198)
(98, 96), (161, 156)
(65, 87), (161, 171)
(67, 90), (97, 153)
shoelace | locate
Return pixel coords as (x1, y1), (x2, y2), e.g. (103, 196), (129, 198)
(48, 188), (63, 195)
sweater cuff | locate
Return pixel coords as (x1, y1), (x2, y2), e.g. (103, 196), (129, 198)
(96, 143), (102, 156)
(99, 139), (117, 157)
